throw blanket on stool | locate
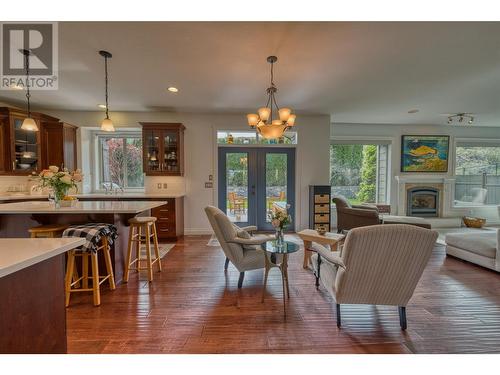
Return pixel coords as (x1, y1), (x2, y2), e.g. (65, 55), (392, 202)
(63, 223), (118, 252)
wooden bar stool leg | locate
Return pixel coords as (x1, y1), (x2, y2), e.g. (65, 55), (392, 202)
(145, 224), (153, 282)
(102, 237), (116, 290)
(72, 267), (80, 289)
(91, 251), (101, 306)
(82, 252), (89, 289)
(65, 250), (75, 307)
(124, 224), (135, 282)
(151, 222), (162, 272)
(136, 225), (142, 274)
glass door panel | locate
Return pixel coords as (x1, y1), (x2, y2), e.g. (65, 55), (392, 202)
(257, 149), (295, 231)
(13, 118), (39, 172)
(164, 130), (179, 173)
(265, 153), (288, 221)
(225, 152), (249, 223)
(218, 148), (256, 226)
(144, 129), (161, 172)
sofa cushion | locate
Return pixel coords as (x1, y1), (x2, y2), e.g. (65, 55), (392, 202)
(445, 232), (497, 259)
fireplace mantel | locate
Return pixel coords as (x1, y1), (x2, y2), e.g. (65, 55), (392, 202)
(395, 176), (456, 217)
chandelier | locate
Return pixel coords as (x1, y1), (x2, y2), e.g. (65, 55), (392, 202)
(246, 56), (296, 139)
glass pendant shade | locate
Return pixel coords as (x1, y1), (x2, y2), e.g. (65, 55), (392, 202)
(101, 117), (115, 132)
(21, 117), (38, 131)
(246, 113), (259, 127)
(258, 107), (271, 121)
(278, 108), (291, 122)
(258, 123), (288, 139)
(272, 119), (283, 126)
(287, 114), (296, 126)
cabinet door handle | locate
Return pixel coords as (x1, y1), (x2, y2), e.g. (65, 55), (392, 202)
(12, 161), (16, 170)
(159, 228), (169, 232)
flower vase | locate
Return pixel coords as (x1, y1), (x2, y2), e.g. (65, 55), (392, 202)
(275, 228), (285, 245)
(53, 187), (68, 208)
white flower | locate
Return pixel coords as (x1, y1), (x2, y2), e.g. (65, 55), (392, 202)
(44, 171), (54, 178)
(60, 175), (72, 185)
(48, 166), (59, 173)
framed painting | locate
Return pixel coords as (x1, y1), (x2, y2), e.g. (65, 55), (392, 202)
(401, 135), (450, 172)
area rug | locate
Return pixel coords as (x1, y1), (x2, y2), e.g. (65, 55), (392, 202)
(139, 244), (175, 258)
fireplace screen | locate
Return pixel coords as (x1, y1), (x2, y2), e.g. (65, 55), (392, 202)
(407, 188), (439, 217)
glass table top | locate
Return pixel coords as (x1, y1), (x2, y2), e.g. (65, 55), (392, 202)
(262, 240), (299, 254)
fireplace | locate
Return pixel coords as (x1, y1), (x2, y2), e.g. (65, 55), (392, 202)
(407, 187), (439, 217)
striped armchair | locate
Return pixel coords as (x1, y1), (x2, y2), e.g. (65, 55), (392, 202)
(311, 224), (438, 329)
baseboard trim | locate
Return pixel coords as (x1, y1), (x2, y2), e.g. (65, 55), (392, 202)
(185, 228), (213, 236)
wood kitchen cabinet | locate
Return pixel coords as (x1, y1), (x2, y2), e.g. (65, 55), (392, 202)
(140, 123), (185, 176)
(41, 122), (78, 171)
(0, 107), (78, 175)
(151, 198), (184, 241)
(0, 107), (42, 174)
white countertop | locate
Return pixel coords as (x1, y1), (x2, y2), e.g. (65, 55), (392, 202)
(0, 192), (185, 201)
(0, 200), (167, 214)
(0, 238), (85, 278)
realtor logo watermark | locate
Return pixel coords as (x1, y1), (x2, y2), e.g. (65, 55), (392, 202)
(0, 22), (58, 90)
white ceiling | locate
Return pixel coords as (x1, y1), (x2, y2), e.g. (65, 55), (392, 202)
(2, 22), (500, 126)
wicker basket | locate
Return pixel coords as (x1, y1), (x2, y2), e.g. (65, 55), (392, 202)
(462, 216), (486, 228)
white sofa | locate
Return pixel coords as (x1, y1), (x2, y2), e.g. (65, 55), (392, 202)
(445, 229), (500, 272)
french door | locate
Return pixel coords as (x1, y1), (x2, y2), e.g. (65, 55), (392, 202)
(218, 147), (295, 231)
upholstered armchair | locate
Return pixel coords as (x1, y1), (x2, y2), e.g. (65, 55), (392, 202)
(333, 195), (432, 232)
(204, 206), (274, 288)
(311, 224), (438, 329)
(333, 195), (380, 232)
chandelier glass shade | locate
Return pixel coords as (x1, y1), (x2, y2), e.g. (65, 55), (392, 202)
(246, 56), (296, 139)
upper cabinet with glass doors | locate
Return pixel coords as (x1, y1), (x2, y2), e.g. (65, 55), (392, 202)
(0, 107), (72, 175)
(140, 123), (185, 176)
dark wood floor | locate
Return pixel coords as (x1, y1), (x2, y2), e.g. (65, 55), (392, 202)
(66, 235), (500, 354)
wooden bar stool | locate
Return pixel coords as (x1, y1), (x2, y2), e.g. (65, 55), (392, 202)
(29, 224), (81, 287)
(64, 225), (117, 307)
(29, 224), (69, 238)
(124, 217), (161, 282)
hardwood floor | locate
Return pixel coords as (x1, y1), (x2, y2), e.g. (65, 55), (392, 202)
(66, 235), (500, 354)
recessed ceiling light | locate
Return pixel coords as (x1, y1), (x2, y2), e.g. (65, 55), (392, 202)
(408, 109), (419, 114)
(167, 87), (179, 93)
(98, 104), (107, 109)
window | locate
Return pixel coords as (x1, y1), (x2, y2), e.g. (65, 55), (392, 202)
(454, 143), (500, 206)
(97, 134), (144, 190)
(330, 142), (390, 204)
(217, 130), (297, 145)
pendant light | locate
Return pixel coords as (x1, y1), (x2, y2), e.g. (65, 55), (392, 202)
(246, 56), (296, 139)
(20, 49), (38, 131)
(99, 50), (115, 132)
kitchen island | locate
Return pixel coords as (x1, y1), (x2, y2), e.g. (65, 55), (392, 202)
(0, 238), (85, 353)
(0, 200), (167, 283)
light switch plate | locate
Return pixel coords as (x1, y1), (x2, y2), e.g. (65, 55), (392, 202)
(157, 183), (162, 189)
(163, 183), (168, 189)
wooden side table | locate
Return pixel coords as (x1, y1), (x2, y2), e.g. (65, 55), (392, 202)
(297, 229), (345, 269)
